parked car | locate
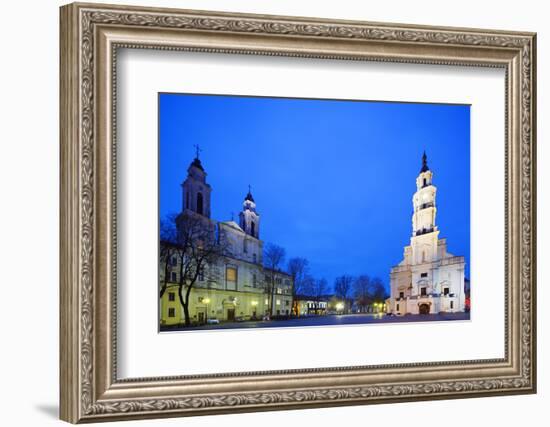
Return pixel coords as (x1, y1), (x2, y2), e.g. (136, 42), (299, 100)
(206, 318), (220, 325)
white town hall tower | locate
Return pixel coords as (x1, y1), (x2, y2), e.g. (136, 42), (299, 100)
(387, 152), (466, 315)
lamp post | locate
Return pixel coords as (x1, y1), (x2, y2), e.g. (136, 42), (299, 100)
(203, 297), (210, 323)
(251, 300), (258, 320)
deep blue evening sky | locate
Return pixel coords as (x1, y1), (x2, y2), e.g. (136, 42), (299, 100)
(159, 93), (470, 292)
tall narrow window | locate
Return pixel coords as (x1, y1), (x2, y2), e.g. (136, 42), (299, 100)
(251, 221), (256, 236)
(226, 266), (237, 290)
(197, 192), (204, 215)
(186, 191), (189, 209)
(423, 178), (427, 186)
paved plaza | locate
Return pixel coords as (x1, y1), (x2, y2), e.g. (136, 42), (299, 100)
(161, 312), (470, 332)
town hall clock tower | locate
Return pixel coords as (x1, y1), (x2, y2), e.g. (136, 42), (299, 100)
(388, 152), (466, 316)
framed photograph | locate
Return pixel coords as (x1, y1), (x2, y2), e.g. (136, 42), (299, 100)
(60, 2), (537, 423)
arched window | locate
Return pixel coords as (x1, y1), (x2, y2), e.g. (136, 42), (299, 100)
(186, 191), (189, 209)
(251, 221), (255, 236)
(197, 192), (204, 215)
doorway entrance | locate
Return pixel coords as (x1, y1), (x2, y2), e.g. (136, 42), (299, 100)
(227, 308), (235, 321)
(419, 304), (430, 315)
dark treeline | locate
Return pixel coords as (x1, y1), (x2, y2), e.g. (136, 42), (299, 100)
(285, 253), (388, 312)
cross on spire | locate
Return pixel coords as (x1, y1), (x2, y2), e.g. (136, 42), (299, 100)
(193, 144), (202, 159)
(245, 184), (255, 203)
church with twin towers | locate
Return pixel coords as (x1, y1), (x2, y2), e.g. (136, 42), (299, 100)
(159, 148), (293, 327)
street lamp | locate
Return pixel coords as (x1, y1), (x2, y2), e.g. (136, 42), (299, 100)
(203, 297), (211, 323)
(251, 300), (258, 320)
(335, 302), (344, 312)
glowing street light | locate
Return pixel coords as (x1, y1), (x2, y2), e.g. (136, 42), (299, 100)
(335, 302), (345, 311)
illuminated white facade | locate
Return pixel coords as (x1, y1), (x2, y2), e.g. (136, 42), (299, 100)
(160, 154), (292, 326)
(388, 153), (466, 315)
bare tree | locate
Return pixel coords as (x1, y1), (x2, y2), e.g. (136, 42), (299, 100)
(160, 212), (178, 243)
(301, 274), (316, 296)
(313, 278), (328, 314)
(159, 213), (178, 299)
(159, 212), (229, 326)
(353, 275), (372, 313)
(334, 275), (354, 313)
(287, 257), (309, 315)
(334, 275), (353, 299)
(370, 277), (387, 302)
(314, 278), (328, 298)
(263, 243), (286, 316)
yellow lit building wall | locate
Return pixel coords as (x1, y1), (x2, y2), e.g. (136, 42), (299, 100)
(160, 285), (271, 326)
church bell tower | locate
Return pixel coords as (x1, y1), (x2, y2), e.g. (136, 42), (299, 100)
(181, 145), (212, 218)
(239, 186), (260, 239)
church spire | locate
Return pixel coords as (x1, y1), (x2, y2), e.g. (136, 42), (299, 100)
(245, 184), (255, 202)
(420, 150), (429, 173)
(194, 144), (202, 159)
(190, 144), (205, 171)
(239, 185), (260, 238)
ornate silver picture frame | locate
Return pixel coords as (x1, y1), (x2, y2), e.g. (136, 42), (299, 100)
(60, 2), (536, 423)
